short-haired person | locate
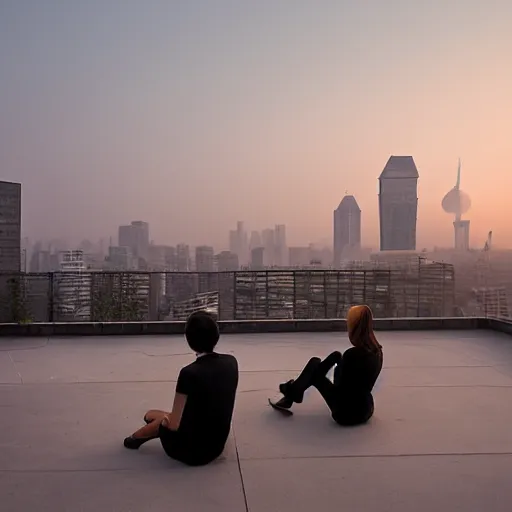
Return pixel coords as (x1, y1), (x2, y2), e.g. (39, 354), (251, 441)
(124, 311), (239, 466)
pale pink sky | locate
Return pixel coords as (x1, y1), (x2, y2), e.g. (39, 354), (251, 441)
(1, 1), (511, 250)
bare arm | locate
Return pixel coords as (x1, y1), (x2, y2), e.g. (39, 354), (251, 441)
(162, 392), (188, 431)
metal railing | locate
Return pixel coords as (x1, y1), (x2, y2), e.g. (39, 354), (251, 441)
(0, 265), (457, 323)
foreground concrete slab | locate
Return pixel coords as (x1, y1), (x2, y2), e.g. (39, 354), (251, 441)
(241, 455), (512, 512)
(1, 330), (512, 511)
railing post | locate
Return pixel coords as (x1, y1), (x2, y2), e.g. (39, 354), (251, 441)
(265, 271), (269, 318)
(417, 258), (421, 317)
(232, 271), (237, 320)
(363, 270), (367, 305)
(441, 263), (446, 316)
(323, 271), (328, 318)
(387, 270), (392, 317)
(48, 272), (54, 322)
(293, 271), (296, 319)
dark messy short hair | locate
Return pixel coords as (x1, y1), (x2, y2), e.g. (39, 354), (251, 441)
(185, 310), (220, 353)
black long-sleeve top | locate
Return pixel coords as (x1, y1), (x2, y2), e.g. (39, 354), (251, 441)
(331, 346), (383, 425)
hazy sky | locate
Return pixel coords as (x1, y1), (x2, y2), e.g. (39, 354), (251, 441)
(2, 0), (512, 250)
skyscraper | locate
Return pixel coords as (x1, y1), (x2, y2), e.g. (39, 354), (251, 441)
(0, 181), (21, 272)
(378, 156), (419, 251)
(333, 195), (361, 267)
(118, 221), (150, 261)
(228, 221), (248, 265)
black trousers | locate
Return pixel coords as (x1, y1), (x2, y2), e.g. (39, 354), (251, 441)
(286, 351), (342, 412)
(285, 351), (374, 426)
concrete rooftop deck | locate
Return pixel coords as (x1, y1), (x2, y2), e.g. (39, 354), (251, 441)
(2, 330), (512, 511)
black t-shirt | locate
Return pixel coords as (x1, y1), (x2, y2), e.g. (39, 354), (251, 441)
(172, 352), (239, 464)
(333, 346), (383, 424)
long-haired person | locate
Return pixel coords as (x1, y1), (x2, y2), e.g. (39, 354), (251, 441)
(274, 305), (383, 425)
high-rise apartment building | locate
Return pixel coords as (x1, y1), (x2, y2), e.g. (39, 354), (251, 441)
(118, 221), (150, 261)
(379, 156), (419, 251)
(333, 195), (361, 267)
(274, 224), (288, 266)
(195, 245), (214, 272)
(0, 181), (21, 272)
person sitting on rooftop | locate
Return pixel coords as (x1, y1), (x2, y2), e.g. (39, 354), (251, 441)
(124, 310), (239, 466)
(273, 305), (383, 425)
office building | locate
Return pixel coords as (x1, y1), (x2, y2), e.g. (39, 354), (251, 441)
(118, 221), (150, 261)
(379, 156), (419, 251)
(333, 195), (361, 267)
(0, 181), (21, 272)
(195, 245), (214, 272)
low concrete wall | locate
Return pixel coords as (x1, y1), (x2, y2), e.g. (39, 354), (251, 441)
(0, 317), (488, 337)
(487, 317), (512, 336)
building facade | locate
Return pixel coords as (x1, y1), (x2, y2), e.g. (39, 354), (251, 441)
(379, 156), (419, 251)
(55, 250), (91, 320)
(217, 251), (239, 271)
(0, 181), (21, 272)
(274, 224), (288, 267)
(118, 221), (150, 262)
(195, 245), (214, 272)
(333, 195), (361, 267)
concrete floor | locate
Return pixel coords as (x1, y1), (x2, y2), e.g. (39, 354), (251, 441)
(2, 330), (512, 511)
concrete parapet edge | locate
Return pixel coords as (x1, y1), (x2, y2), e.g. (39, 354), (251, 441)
(487, 317), (512, 336)
(0, 317), (489, 337)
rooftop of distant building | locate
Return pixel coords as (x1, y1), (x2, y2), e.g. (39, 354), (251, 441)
(379, 155), (419, 179)
(2, 327), (512, 511)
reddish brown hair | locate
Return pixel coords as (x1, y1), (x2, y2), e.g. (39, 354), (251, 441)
(346, 305), (382, 353)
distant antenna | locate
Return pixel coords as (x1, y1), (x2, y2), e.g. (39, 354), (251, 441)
(455, 158), (461, 189)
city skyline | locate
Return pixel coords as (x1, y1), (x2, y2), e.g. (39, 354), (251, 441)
(2, 2), (511, 249)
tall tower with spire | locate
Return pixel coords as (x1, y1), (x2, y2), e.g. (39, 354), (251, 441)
(441, 159), (471, 250)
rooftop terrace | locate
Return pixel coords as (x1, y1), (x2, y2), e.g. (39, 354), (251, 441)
(2, 328), (512, 511)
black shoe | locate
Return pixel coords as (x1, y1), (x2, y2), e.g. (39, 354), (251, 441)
(274, 396), (293, 409)
(123, 436), (151, 450)
(279, 379), (304, 404)
(279, 379), (294, 396)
